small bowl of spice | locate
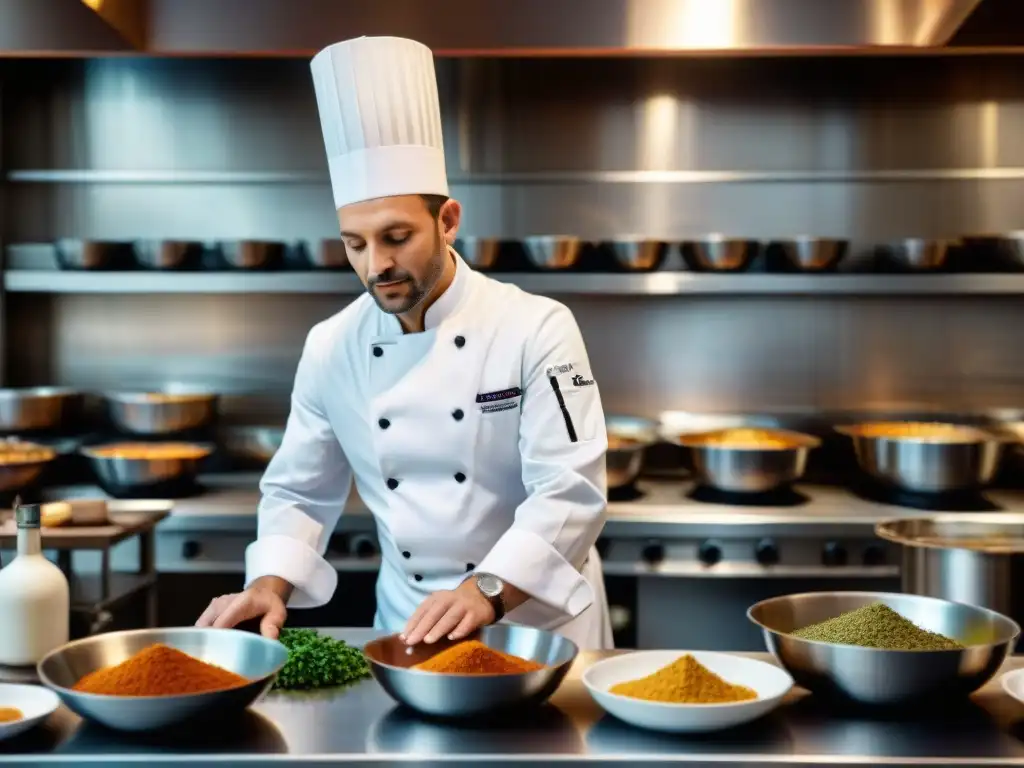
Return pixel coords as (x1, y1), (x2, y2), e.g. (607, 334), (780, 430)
(363, 624), (577, 718)
(0, 684), (60, 742)
(583, 651), (792, 733)
(37, 627), (288, 732)
(747, 591), (1020, 707)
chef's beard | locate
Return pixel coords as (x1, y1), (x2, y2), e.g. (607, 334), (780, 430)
(367, 229), (447, 316)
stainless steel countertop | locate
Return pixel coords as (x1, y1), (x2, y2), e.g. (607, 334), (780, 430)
(51, 476), (1024, 538)
(4, 629), (1024, 766)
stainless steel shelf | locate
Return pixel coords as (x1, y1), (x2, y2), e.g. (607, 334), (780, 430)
(7, 269), (1024, 295)
(11, 168), (1024, 184)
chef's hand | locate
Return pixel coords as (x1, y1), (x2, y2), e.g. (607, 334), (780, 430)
(402, 578), (496, 646)
(196, 576), (292, 640)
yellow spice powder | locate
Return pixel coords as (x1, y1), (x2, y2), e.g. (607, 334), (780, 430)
(610, 654), (758, 704)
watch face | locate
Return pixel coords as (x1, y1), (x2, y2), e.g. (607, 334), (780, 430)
(476, 573), (503, 598)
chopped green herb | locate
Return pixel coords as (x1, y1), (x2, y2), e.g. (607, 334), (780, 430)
(790, 602), (964, 651)
(273, 628), (371, 691)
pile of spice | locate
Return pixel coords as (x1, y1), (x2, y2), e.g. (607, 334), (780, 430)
(273, 628), (370, 690)
(610, 654), (758, 704)
(0, 706), (23, 723)
(72, 644), (249, 696)
(790, 602), (965, 651)
(414, 640), (544, 674)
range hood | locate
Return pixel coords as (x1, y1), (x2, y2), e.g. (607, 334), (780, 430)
(1, 0), (1019, 57)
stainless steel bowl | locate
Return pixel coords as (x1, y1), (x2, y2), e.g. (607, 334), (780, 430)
(223, 426), (284, 466)
(680, 237), (759, 272)
(747, 591), (1019, 706)
(606, 415), (658, 489)
(522, 237), (583, 270)
(54, 239), (133, 270)
(133, 240), (203, 270)
(218, 241), (285, 269)
(882, 238), (957, 271)
(81, 443), (212, 497)
(311, 239), (350, 269)
(363, 625), (577, 718)
(0, 387), (82, 432)
(768, 237), (848, 271)
(835, 422), (1006, 493)
(673, 428), (821, 493)
(455, 237), (501, 270)
(0, 439), (56, 491)
(607, 239), (668, 271)
(37, 627), (288, 732)
(104, 386), (219, 435)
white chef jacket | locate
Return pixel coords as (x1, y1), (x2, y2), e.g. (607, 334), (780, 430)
(246, 250), (613, 650)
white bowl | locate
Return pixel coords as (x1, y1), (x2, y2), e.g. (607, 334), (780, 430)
(0, 683), (60, 741)
(583, 651), (793, 734)
(1000, 667), (1024, 705)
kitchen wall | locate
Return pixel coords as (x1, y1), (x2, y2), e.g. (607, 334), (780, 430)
(3, 56), (1024, 419)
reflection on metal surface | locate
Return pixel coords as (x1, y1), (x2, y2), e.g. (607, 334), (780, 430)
(140, 0), (987, 55)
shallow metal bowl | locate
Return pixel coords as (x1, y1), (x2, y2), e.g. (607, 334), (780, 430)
(835, 422), (1006, 493)
(747, 591), (1019, 706)
(133, 240), (203, 270)
(0, 440), (56, 491)
(522, 236), (583, 270)
(363, 624), (578, 718)
(80, 442), (212, 497)
(54, 239), (133, 270)
(680, 237), (759, 272)
(455, 237), (501, 269)
(607, 239), (668, 271)
(768, 237), (848, 271)
(606, 415), (658, 489)
(218, 241), (285, 270)
(37, 627), (288, 732)
(0, 387), (82, 432)
(882, 238), (957, 271)
(310, 239), (350, 269)
(674, 428), (821, 493)
(223, 426), (284, 466)
(104, 386), (219, 435)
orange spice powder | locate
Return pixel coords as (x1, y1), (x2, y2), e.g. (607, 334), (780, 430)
(73, 644), (249, 697)
(414, 640), (544, 674)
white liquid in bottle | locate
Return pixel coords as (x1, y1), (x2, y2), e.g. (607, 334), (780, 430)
(0, 503), (70, 666)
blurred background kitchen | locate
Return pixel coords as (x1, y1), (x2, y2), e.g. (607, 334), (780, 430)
(2, 0), (1024, 653)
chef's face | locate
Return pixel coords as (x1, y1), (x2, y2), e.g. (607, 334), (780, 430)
(339, 194), (461, 317)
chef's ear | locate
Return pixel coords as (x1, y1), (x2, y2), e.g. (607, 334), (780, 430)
(438, 198), (462, 246)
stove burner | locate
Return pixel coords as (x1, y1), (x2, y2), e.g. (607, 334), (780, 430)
(608, 485), (645, 502)
(686, 485), (811, 508)
(849, 478), (1002, 512)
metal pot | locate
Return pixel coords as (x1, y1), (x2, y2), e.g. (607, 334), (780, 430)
(223, 425), (284, 466)
(104, 386), (219, 435)
(606, 239), (668, 272)
(880, 238), (957, 271)
(81, 443), (212, 498)
(605, 415), (658, 490)
(674, 428), (820, 493)
(680, 237), (759, 272)
(876, 515), (1024, 649)
(455, 238), (501, 270)
(0, 387), (83, 432)
(522, 237), (583, 270)
(767, 237), (848, 271)
(133, 240), (203, 270)
(836, 423), (1007, 493)
(218, 241), (285, 270)
(310, 239), (350, 269)
(54, 239), (133, 270)
(0, 440), (56, 492)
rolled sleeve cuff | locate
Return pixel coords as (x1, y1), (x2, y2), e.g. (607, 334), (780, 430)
(245, 534), (338, 609)
(476, 528), (594, 618)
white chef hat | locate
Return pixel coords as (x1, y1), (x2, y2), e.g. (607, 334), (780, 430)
(310, 36), (449, 211)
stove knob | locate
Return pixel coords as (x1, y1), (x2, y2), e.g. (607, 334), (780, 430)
(863, 544), (887, 566)
(755, 538), (780, 566)
(181, 540), (202, 560)
(822, 542), (848, 567)
(641, 541), (665, 565)
(698, 540), (722, 566)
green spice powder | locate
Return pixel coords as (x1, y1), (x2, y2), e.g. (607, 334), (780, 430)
(790, 602), (965, 651)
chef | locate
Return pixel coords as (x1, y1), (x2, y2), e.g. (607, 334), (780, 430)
(196, 36), (613, 650)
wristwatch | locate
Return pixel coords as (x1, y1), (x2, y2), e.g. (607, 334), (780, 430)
(475, 572), (506, 623)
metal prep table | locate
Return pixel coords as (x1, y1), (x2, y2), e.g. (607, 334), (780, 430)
(4, 629), (1024, 767)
